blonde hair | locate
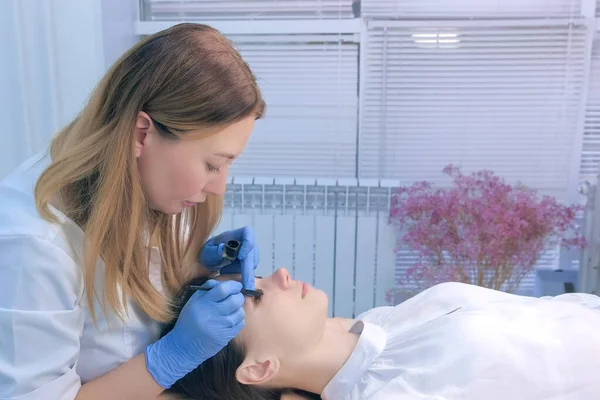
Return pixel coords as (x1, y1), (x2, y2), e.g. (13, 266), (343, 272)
(35, 23), (265, 323)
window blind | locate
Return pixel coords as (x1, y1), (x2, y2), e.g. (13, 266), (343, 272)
(581, 40), (600, 183)
(229, 35), (359, 177)
(359, 22), (590, 201)
(361, 0), (582, 19)
(141, 0), (355, 20)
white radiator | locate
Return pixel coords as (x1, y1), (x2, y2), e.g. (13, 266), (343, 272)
(214, 177), (398, 318)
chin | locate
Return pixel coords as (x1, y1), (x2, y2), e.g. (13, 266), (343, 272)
(171, 205), (188, 215)
(314, 289), (329, 316)
(149, 202), (183, 215)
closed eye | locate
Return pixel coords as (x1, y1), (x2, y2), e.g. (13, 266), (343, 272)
(206, 163), (221, 174)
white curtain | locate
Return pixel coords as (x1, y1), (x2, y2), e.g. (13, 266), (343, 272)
(232, 35), (359, 178)
(359, 21), (592, 203)
(582, 40), (600, 184)
(141, 0), (354, 20)
(0, 0), (107, 178)
(361, 0), (582, 18)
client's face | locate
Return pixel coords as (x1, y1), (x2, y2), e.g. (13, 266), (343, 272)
(240, 268), (329, 360)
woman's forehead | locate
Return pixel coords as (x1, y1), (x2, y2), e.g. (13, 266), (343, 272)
(214, 274), (264, 283)
(213, 274), (241, 283)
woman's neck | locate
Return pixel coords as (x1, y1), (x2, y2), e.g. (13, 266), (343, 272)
(276, 318), (359, 395)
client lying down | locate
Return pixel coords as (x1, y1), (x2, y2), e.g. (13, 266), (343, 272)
(162, 268), (600, 400)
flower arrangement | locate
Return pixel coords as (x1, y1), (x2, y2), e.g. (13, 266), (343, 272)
(388, 165), (586, 299)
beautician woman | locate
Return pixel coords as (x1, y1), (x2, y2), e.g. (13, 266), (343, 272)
(0, 23), (264, 399)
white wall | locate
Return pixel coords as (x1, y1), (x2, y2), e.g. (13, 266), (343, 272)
(100, 0), (137, 69)
(0, 0), (135, 179)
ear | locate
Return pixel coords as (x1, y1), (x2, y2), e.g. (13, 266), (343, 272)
(235, 357), (280, 386)
(134, 111), (153, 158)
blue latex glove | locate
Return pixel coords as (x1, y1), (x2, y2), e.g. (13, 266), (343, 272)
(145, 280), (245, 389)
(199, 226), (259, 290)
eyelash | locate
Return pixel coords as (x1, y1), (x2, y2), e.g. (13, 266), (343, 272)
(206, 164), (221, 174)
(251, 277), (263, 303)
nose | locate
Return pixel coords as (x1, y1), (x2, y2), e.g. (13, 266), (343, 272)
(273, 268), (291, 290)
(203, 170), (228, 196)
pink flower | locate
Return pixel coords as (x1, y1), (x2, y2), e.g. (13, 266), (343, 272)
(388, 165), (586, 301)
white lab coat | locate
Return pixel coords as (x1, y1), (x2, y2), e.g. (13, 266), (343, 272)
(0, 153), (162, 400)
(321, 282), (600, 400)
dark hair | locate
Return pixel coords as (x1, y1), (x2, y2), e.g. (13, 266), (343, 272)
(161, 277), (322, 400)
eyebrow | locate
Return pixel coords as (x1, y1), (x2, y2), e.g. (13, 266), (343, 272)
(214, 152), (236, 160)
(215, 275), (263, 283)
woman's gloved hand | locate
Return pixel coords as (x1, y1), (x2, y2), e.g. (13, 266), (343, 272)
(145, 280), (245, 389)
(199, 226), (259, 290)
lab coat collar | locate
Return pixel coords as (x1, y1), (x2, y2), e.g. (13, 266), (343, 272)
(321, 320), (387, 400)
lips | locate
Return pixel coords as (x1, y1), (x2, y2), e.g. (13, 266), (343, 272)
(301, 281), (310, 298)
(183, 201), (196, 207)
